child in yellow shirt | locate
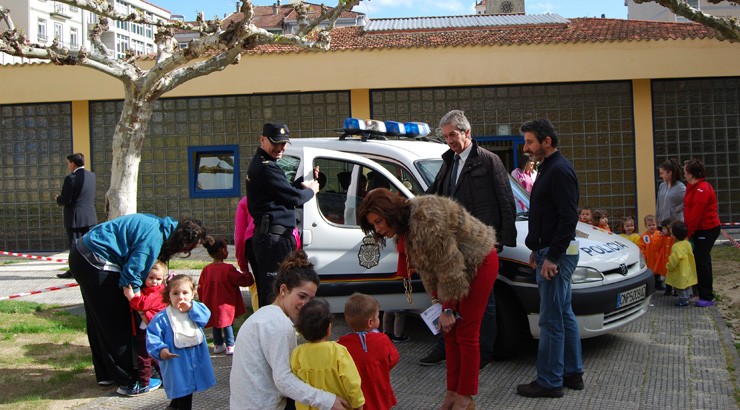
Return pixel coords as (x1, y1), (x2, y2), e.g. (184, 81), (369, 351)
(619, 216), (641, 246)
(290, 298), (365, 410)
(665, 221), (697, 307)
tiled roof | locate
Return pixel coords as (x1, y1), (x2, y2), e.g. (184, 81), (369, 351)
(365, 13), (569, 32)
(247, 17), (719, 54)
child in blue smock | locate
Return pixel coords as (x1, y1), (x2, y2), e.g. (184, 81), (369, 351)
(147, 274), (216, 409)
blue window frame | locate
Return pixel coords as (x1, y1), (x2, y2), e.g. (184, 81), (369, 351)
(187, 145), (240, 198)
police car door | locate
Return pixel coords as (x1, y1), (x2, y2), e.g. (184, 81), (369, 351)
(293, 147), (413, 281)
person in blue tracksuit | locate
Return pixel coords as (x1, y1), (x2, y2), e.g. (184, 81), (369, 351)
(68, 213), (210, 391)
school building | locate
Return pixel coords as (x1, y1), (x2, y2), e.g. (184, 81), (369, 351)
(1, 14), (739, 251)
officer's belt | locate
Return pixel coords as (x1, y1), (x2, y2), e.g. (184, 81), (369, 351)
(256, 223), (291, 236)
(267, 225), (291, 236)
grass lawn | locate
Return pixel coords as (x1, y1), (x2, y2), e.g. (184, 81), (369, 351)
(0, 301), (95, 409)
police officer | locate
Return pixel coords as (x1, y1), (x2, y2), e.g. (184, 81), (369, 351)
(246, 123), (319, 307)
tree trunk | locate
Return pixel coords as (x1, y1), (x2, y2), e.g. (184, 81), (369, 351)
(105, 89), (154, 220)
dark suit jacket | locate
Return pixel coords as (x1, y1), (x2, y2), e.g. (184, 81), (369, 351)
(56, 167), (98, 229)
(427, 140), (517, 248)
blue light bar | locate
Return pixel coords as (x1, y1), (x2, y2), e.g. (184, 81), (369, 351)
(365, 119), (387, 133)
(404, 122), (431, 137)
(343, 117), (366, 131)
(384, 121), (406, 135)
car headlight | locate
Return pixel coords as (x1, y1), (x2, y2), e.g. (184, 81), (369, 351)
(639, 253), (646, 270)
(572, 267), (604, 284)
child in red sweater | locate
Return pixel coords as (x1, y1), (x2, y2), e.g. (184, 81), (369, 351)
(123, 260), (168, 395)
(338, 293), (399, 410)
(198, 237), (254, 355)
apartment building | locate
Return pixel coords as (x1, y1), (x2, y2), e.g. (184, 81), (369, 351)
(0, 0), (170, 64)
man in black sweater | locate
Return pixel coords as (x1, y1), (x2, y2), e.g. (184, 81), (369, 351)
(516, 119), (584, 398)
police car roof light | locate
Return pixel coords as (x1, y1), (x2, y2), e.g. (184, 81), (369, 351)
(339, 117), (431, 141)
(343, 117), (366, 131)
(384, 121), (406, 136)
(365, 119), (387, 133)
(404, 122), (431, 137)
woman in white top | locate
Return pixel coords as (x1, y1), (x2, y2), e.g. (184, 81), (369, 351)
(656, 158), (686, 222)
(230, 250), (349, 410)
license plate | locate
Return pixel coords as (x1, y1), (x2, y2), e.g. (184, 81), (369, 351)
(616, 285), (646, 308)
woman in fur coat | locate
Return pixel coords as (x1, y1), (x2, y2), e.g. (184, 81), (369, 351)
(359, 188), (498, 410)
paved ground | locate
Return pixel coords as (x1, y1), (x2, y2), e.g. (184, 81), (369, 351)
(1, 249), (738, 409)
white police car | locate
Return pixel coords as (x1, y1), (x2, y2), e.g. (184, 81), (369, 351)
(280, 118), (654, 359)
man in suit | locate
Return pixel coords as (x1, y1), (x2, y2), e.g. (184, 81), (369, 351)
(422, 110), (517, 369)
(56, 153), (98, 279)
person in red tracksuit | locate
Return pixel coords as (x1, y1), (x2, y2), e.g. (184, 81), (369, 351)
(683, 158), (721, 307)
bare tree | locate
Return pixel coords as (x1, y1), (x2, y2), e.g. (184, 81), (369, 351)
(634, 0), (740, 41)
(0, 0), (359, 218)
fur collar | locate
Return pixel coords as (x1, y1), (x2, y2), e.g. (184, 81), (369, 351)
(405, 195), (497, 302)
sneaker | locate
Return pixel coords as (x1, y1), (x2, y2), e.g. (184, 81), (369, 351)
(116, 386), (128, 395)
(418, 349), (445, 366)
(387, 333), (410, 343)
(213, 344), (227, 354)
(516, 380), (564, 398)
(226, 345), (235, 355)
(125, 378), (162, 396)
(675, 301), (689, 307)
(97, 380), (115, 386)
(695, 299), (716, 307)
(563, 374), (585, 390)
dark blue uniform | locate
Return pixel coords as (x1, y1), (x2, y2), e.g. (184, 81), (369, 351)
(246, 147), (315, 307)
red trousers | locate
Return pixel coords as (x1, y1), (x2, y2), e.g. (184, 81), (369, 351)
(444, 250), (498, 396)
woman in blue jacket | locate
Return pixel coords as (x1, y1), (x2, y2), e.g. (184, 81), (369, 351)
(68, 214), (210, 393)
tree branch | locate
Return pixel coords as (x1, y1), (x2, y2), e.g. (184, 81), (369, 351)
(54, 0), (220, 34)
(634, 0), (740, 42)
(0, 5), (15, 31)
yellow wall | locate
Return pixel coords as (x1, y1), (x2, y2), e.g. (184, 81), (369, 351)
(1, 38), (739, 104)
(632, 79), (656, 232)
(71, 101), (92, 170)
(350, 89), (370, 119)
(2, 38), (739, 225)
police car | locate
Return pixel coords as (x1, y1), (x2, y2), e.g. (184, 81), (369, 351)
(279, 118), (654, 359)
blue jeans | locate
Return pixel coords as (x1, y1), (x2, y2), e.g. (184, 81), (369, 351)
(213, 325), (235, 347)
(534, 248), (583, 388)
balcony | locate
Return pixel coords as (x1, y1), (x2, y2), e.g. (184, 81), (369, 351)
(50, 2), (73, 19)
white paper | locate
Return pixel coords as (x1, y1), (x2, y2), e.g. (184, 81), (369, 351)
(421, 303), (442, 335)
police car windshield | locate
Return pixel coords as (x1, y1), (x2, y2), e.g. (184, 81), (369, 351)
(415, 159), (443, 188)
(509, 175), (530, 219)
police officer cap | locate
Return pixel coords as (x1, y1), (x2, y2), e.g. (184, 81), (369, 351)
(262, 123), (290, 144)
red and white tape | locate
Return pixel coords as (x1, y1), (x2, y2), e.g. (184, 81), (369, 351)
(722, 222), (740, 227)
(0, 250), (68, 263)
(0, 282), (79, 301)
(721, 229), (740, 249)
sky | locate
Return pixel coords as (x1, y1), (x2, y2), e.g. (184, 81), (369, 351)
(153, 0), (628, 22)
